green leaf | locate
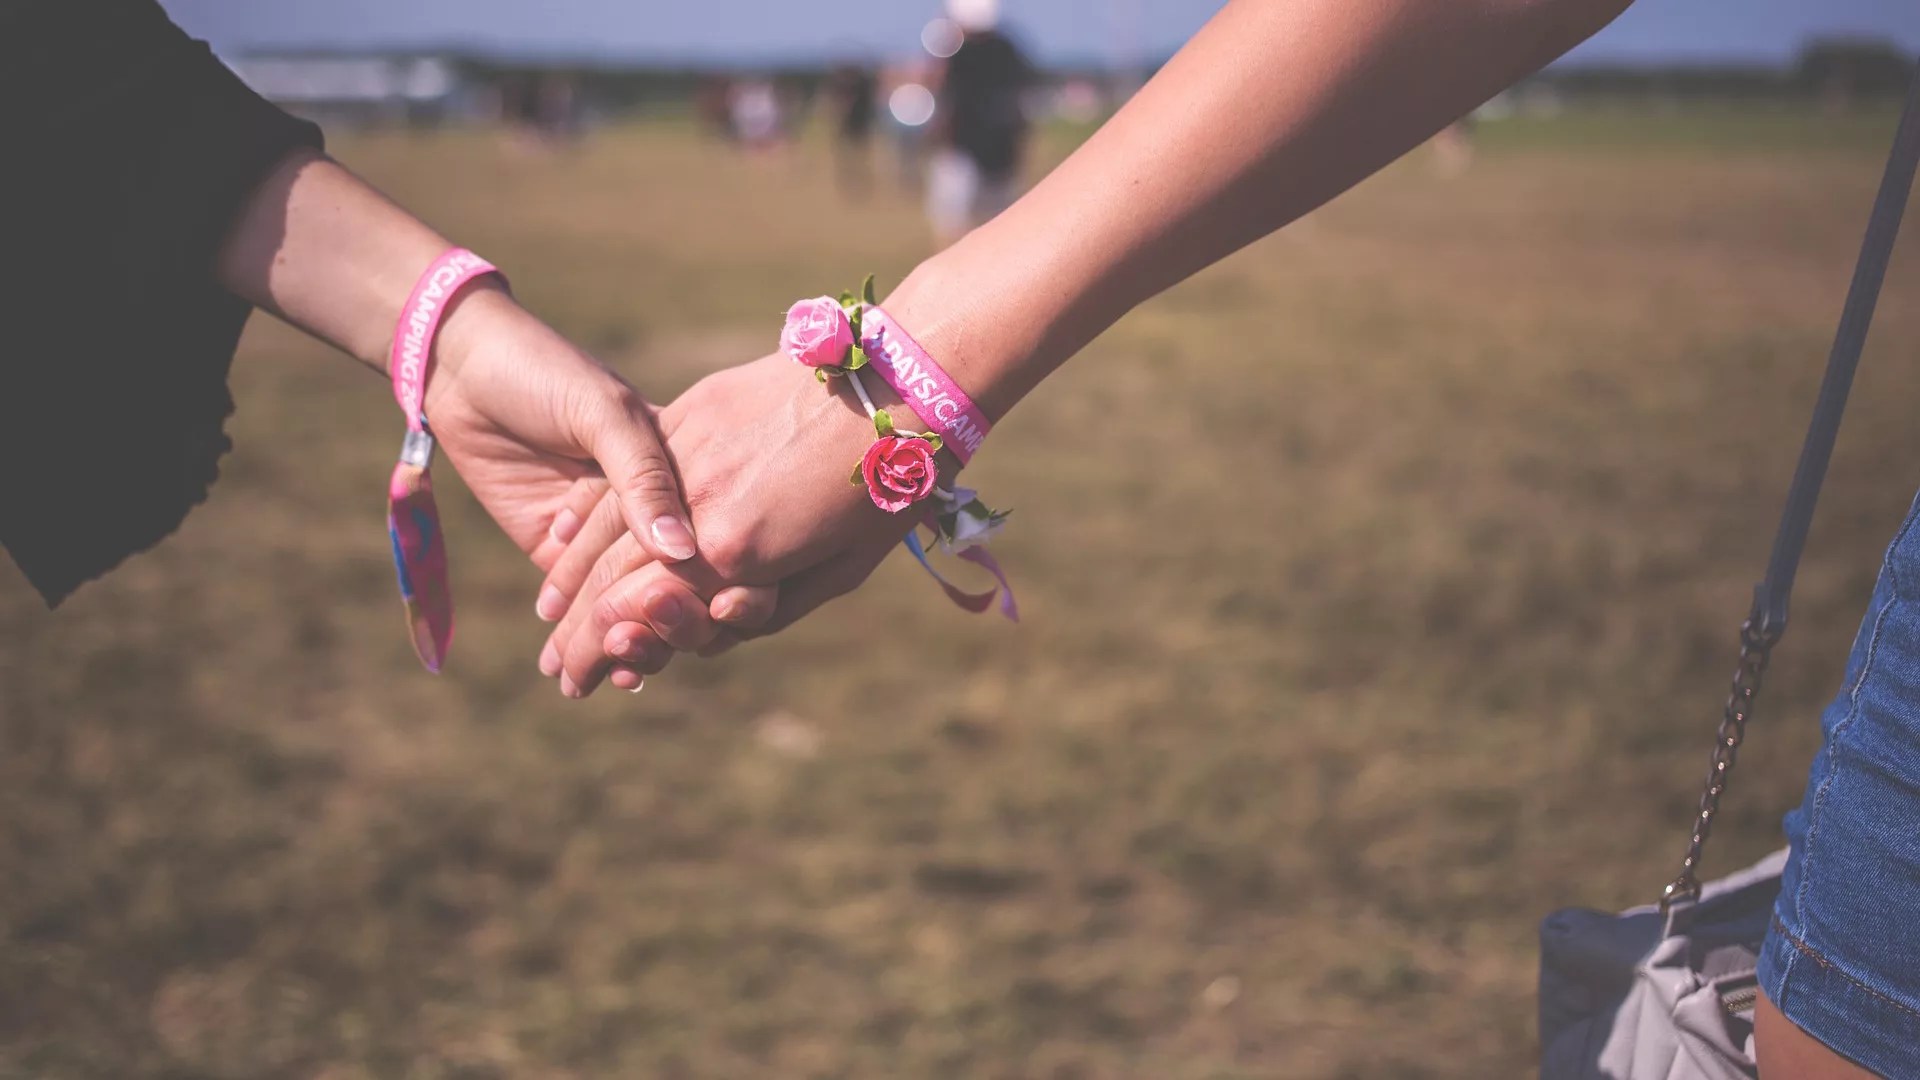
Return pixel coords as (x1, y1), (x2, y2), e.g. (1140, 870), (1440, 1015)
(921, 433), (944, 453)
(814, 367), (830, 384)
(873, 409), (895, 438)
(839, 290), (858, 309)
(861, 273), (877, 306)
(847, 345), (868, 370)
(850, 461), (865, 486)
(960, 500), (990, 520)
(847, 309), (862, 337)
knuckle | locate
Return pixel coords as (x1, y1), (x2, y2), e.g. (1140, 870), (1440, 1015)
(584, 548), (635, 602)
(590, 592), (636, 633)
(732, 586), (781, 625)
(701, 532), (760, 582)
(605, 382), (647, 416)
(620, 459), (681, 502)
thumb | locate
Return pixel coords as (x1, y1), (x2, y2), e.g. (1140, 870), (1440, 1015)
(582, 390), (698, 564)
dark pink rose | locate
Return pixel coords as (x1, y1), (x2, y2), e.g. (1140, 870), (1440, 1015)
(860, 435), (938, 512)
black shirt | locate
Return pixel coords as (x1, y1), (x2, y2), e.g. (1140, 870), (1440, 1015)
(941, 30), (1031, 177)
(1, 0), (323, 605)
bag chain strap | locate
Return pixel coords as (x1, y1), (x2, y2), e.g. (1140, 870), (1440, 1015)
(1657, 67), (1920, 913)
(1661, 617), (1779, 910)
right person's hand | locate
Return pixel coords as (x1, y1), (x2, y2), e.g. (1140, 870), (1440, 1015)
(533, 351), (948, 697)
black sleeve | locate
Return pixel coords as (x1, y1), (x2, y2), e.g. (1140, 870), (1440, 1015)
(0, 0), (324, 606)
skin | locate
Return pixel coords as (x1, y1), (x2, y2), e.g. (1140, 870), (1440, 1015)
(211, 147), (778, 679)
(1756, 995), (1881, 1080)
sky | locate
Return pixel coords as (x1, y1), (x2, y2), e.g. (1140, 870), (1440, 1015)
(158, 0), (1920, 68)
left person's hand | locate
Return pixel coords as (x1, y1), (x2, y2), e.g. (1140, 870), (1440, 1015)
(421, 282), (692, 565)
(418, 282), (780, 665)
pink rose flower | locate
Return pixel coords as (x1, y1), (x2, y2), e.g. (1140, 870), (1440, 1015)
(861, 436), (939, 513)
(780, 296), (855, 368)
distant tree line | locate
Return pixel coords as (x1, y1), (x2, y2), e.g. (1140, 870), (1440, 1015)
(1540, 38), (1915, 106)
(232, 35), (1914, 132)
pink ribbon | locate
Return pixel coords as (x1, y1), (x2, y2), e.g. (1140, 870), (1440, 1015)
(902, 529), (1019, 622)
(859, 305), (993, 465)
(384, 249), (503, 672)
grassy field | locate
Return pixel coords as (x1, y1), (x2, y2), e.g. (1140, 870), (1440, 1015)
(5, 109), (1920, 1078)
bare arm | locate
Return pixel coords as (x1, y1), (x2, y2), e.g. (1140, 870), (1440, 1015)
(887, 0), (1632, 417)
(210, 149), (720, 571)
(544, 0), (1636, 694)
(215, 147), (467, 375)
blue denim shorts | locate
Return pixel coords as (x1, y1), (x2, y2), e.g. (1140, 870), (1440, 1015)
(1761, 492), (1920, 1077)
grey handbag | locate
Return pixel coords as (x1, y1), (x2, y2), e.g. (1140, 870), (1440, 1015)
(1537, 67), (1920, 1080)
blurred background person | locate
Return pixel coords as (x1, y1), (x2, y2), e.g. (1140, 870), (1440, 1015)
(1430, 114), (1478, 176)
(729, 77), (787, 153)
(696, 73), (736, 140)
(925, 0), (1033, 245)
(881, 57), (939, 192)
(503, 72), (582, 151)
(826, 61), (881, 197)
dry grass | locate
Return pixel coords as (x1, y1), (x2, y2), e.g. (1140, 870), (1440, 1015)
(4, 109), (1919, 1078)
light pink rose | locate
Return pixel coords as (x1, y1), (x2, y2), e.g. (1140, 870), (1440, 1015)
(779, 297), (855, 368)
(860, 436), (938, 513)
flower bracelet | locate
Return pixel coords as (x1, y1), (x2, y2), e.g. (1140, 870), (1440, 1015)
(779, 276), (1017, 620)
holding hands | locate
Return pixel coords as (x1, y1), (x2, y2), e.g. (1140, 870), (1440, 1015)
(226, 0), (1630, 688)
(532, 306), (998, 697)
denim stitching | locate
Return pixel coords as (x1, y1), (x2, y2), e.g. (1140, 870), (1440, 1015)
(1772, 915), (1920, 1020)
(1789, 503), (1920, 936)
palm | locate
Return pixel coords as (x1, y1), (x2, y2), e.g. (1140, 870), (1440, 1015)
(437, 420), (590, 557)
(421, 316), (638, 561)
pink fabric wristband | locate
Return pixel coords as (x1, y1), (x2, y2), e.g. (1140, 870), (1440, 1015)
(384, 248), (504, 673)
(389, 249), (500, 431)
(859, 305), (992, 465)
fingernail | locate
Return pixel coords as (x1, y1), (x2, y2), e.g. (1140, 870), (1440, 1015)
(643, 591), (684, 630)
(560, 673), (583, 699)
(550, 508), (582, 544)
(627, 682), (645, 694)
(650, 516), (697, 561)
(539, 640), (562, 677)
(613, 636), (644, 661)
(713, 598), (741, 623)
(535, 585), (567, 622)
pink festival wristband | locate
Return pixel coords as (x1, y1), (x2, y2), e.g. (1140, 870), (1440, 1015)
(858, 305), (992, 465)
(385, 248), (504, 673)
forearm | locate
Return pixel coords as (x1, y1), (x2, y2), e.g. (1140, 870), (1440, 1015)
(214, 147), (491, 374)
(885, 0), (1631, 420)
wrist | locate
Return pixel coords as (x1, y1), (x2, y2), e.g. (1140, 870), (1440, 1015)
(880, 220), (1118, 427)
(420, 277), (523, 419)
(880, 252), (1027, 425)
(765, 351), (961, 480)
(216, 151), (461, 375)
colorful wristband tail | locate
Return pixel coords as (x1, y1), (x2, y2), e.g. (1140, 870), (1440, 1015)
(387, 458), (452, 672)
(384, 248), (504, 672)
(904, 529), (1019, 622)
